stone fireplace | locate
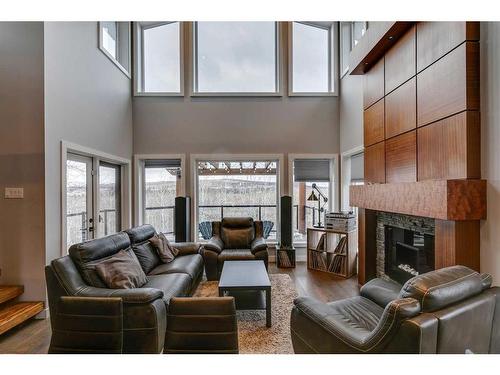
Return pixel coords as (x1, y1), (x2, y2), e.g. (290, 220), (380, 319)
(376, 212), (435, 284)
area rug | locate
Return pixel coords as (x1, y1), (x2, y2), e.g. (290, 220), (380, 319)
(193, 274), (298, 354)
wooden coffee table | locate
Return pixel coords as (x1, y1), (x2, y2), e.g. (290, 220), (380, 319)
(218, 260), (272, 327)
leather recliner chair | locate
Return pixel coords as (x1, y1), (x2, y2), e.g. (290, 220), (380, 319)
(202, 217), (268, 280)
(290, 265), (500, 354)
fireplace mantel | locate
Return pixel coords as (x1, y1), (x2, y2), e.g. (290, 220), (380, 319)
(349, 179), (486, 221)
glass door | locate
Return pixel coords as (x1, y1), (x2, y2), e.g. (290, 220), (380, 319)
(98, 162), (121, 236)
(66, 153), (94, 248)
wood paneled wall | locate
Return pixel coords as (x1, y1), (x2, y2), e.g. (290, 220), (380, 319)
(362, 22), (480, 184)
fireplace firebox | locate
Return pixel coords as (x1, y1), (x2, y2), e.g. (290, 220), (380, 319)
(384, 225), (435, 284)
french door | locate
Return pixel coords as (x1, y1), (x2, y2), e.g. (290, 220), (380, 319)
(66, 153), (122, 249)
(66, 153), (94, 247)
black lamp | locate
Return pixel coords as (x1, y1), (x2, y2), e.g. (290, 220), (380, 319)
(307, 183), (328, 228)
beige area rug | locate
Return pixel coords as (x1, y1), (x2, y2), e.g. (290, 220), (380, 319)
(193, 274), (298, 354)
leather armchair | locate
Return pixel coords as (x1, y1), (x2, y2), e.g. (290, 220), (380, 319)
(291, 266), (500, 354)
(164, 297), (239, 354)
(202, 217), (269, 280)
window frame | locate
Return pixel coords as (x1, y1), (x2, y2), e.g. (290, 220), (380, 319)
(288, 22), (339, 97)
(190, 22), (283, 97)
(191, 154), (285, 243)
(133, 22), (185, 97)
(98, 21), (131, 78)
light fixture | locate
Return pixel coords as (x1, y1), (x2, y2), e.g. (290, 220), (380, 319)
(307, 183), (328, 228)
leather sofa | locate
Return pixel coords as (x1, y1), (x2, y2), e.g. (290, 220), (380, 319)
(290, 266), (500, 354)
(202, 217), (268, 280)
(45, 224), (204, 354)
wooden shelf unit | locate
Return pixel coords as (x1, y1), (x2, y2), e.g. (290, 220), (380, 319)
(306, 227), (357, 278)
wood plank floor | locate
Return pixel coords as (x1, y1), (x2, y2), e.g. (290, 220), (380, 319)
(0, 262), (359, 354)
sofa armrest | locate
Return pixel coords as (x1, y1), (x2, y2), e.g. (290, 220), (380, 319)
(75, 286), (164, 305)
(204, 236), (224, 254)
(250, 237), (267, 254)
(360, 278), (402, 307)
(172, 242), (202, 256)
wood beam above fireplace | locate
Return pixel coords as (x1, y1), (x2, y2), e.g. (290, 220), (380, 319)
(349, 179), (486, 221)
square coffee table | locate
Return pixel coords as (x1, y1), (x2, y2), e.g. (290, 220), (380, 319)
(218, 260), (272, 327)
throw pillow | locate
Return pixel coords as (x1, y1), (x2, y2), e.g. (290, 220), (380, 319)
(95, 250), (147, 289)
(149, 233), (179, 263)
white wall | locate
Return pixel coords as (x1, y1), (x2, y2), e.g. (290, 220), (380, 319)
(480, 21), (500, 285)
(0, 22), (46, 301)
(44, 22), (133, 264)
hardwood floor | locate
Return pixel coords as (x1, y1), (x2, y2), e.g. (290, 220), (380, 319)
(0, 262), (359, 354)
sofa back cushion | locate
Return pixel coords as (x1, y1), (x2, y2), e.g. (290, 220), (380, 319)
(399, 265), (485, 312)
(221, 217), (255, 249)
(69, 232), (131, 287)
(125, 225), (161, 274)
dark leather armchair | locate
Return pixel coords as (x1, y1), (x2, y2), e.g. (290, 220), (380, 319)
(291, 266), (500, 354)
(202, 217), (269, 280)
(164, 297), (239, 354)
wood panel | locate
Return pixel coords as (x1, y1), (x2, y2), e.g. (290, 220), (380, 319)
(364, 141), (385, 183)
(385, 78), (416, 139)
(417, 21), (480, 72)
(0, 286), (23, 305)
(435, 220), (480, 271)
(349, 179), (486, 220)
(363, 99), (385, 146)
(357, 209), (377, 285)
(349, 22), (414, 75)
(363, 58), (385, 109)
(417, 42), (480, 127)
(418, 111), (480, 180)
(385, 25), (416, 94)
(385, 131), (416, 183)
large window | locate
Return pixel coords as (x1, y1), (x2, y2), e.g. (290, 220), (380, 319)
(289, 22), (337, 95)
(291, 158), (335, 244)
(99, 22), (131, 77)
(193, 22), (280, 95)
(135, 22), (183, 95)
(142, 159), (182, 239)
(196, 160), (279, 240)
(98, 162), (121, 236)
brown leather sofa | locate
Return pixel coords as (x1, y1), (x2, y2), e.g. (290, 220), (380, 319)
(290, 266), (500, 353)
(202, 217), (268, 280)
(45, 224), (204, 354)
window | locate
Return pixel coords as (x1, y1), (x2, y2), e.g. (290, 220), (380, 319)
(193, 22), (280, 95)
(99, 22), (131, 77)
(98, 162), (121, 236)
(289, 22), (337, 95)
(135, 22), (183, 95)
(291, 157), (335, 244)
(196, 159), (279, 240)
(340, 21), (367, 77)
(142, 159), (182, 239)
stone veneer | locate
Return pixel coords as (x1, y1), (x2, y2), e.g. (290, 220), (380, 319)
(376, 211), (435, 280)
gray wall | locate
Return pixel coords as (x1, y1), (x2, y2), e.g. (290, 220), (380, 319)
(0, 23), (46, 301)
(480, 22), (500, 284)
(133, 24), (340, 193)
(44, 22), (133, 264)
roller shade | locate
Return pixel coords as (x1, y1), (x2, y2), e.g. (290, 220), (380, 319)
(350, 152), (364, 182)
(294, 159), (331, 182)
(144, 159), (181, 168)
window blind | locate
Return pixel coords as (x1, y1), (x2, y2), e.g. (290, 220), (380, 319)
(350, 152), (364, 182)
(294, 159), (331, 182)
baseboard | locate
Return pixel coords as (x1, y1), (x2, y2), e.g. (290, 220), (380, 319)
(36, 307), (49, 320)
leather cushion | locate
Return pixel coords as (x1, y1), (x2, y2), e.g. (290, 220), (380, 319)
(148, 254), (203, 284)
(360, 278), (402, 307)
(95, 250), (148, 289)
(144, 274), (192, 307)
(218, 249), (255, 263)
(125, 225), (156, 244)
(221, 217), (255, 249)
(399, 265), (484, 312)
(131, 242), (161, 274)
(69, 232), (131, 277)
